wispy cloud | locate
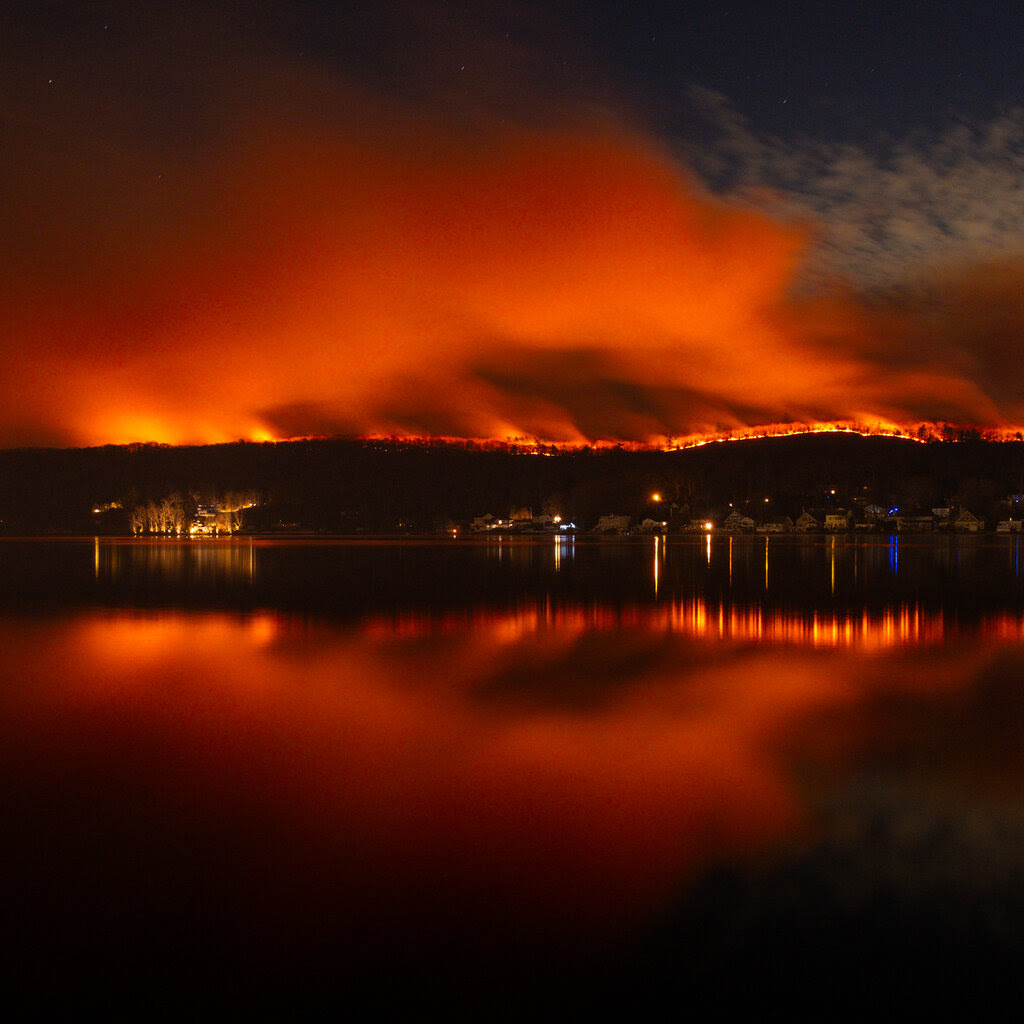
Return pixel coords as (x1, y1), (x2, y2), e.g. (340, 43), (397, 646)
(680, 86), (1024, 289)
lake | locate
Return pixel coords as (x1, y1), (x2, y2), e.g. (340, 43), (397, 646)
(5, 534), (1024, 1011)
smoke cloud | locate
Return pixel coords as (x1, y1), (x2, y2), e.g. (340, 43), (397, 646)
(3, 3), (1024, 447)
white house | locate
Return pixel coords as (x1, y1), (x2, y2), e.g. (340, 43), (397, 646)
(722, 510), (755, 532)
(595, 514), (631, 534)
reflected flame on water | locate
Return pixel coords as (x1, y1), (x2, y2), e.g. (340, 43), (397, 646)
(2, 601), (1018, 987)
(83, 537), (1024, 652)
(364, 598), (1021, 648)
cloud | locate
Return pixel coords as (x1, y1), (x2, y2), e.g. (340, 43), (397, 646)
(679, 85), (1024, 290)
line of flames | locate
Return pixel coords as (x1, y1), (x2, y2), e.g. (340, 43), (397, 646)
(351, 420), (1024, 454)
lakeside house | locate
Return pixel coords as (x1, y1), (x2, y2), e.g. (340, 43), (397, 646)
(722, 510), (756, 533)
(594, 514), (631, 534)
(954, 509), (983, 533)
(795, 511), (820, 533)
(639, 517), (668, 533)
(471, 511), (566, 532)
(682, 518), (714, 532)
(899, 514), (935, 533)
(510, 506), (534, 527)
(824, 510), (851, 532)
(757, 514), (794, 534)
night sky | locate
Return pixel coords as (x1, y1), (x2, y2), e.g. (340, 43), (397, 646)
(5, 1), (1024, 448)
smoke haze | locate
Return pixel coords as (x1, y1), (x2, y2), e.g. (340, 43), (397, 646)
(4, 2), (1024, 447)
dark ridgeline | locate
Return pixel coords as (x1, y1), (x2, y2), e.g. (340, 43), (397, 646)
(0, 433), (1023, 535)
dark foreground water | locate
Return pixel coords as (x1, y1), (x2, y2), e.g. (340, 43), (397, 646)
(4, 534), (1024, 1011)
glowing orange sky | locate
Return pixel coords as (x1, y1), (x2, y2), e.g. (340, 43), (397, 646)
(5, 8), (1024, 448)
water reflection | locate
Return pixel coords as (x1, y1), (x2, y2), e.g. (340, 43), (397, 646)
(552, 531), (574, 572)
(3, 605), (1023, 1008)
(93, 536), (257, 582)
(652, 534), (663, 597)
(7, 537), (1024, 1007)
(365, 598), (982, 647)
(4, 535), (1024, 641)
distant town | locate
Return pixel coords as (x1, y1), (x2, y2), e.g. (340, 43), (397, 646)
(2, 431), (1024, 537)
(465, 503), (1010, 536)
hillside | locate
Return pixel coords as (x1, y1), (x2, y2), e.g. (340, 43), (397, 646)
(0, 433), (1022, 534)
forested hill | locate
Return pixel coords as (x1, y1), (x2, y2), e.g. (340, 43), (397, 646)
(1, 433), (1022, 535)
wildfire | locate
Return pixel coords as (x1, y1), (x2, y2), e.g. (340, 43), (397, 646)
(665, 420), (928, 450)
(351, 418), (1024, 456)
(9, 82), (1024, 451)
(666, 420), (1024, 449)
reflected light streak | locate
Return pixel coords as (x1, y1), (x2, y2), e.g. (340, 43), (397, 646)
(362, 597), (1023, 649)
(653, 535), (661, 598)
(830, 536), (836, 596)
(94, 537), (258, 583)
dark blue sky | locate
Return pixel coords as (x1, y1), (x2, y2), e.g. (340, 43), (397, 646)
(578, 2), (1018, 143)
(253, 2), (1024, 144)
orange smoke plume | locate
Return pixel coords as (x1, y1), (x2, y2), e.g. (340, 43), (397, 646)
(5, 21), (1024, 448)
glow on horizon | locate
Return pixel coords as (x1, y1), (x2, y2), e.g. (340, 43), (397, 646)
(10, 111), (1024, 453)
(59, 416), (1024, 452)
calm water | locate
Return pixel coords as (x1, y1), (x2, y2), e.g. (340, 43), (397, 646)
(5, 534), (1024, 1009)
